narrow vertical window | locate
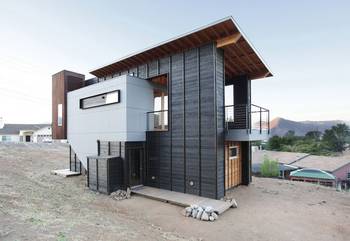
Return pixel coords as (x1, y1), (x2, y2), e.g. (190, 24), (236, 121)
(229, 146), (238, 160)
(57, 104), (63, 126)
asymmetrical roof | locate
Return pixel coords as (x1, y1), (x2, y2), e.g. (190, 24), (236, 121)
(0, 124), (50, 135)
(90, 17), (272, 80)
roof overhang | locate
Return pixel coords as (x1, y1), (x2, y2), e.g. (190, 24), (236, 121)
(90, 16), (273, 80)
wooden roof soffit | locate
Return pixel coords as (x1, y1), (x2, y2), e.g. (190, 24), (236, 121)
(216, 33), (242, 48)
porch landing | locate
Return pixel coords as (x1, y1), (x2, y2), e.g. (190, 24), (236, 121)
(131, 186), (236, 214)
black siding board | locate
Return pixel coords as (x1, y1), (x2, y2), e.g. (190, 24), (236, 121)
(144, 43), (225, 199)
(146, 132), (160, 187)
(216, 48), (225, 198)
(184, 48), (200, 195)
(138, 64), (147, 79)
(170, 53), (185, 192)
(159, 57), (170, 74)
(199, 43), (217, 199)
(148, 60), (158, 77)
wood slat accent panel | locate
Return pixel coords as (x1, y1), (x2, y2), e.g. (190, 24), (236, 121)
(225, 141), (242, 190)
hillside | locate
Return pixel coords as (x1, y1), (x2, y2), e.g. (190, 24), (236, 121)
(270, 117), (346, 136)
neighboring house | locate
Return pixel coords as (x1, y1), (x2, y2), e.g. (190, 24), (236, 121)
(51, 17), (273, 199)
(253, 150), (350, 188)
(252, 150), (308, 178)
(0, 124), (51, 142)
(33, 126), (52, 143)
(289, 168), (336, 187)
(289, 155), (350, 188)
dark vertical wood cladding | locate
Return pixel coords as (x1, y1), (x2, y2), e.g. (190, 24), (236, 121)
(184, 48), (200, 195)
(215, 48), (225, 198)
(52, 70), (84, 139)
(232, 76), (251, 129)
(241, 141), (252, 185)
(148, 60), (158, 77)
(199, 44), (217, 199)
(145, 43), (226, 199)
(171, 53), (185, 192)
(138, 64), (147, 79)
(87, 156), (124, 194)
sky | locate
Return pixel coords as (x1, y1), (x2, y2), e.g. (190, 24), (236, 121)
(0, 0), (349, 123)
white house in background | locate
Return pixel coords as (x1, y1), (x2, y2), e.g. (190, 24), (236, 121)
(33, 126), (52, 143)
(0, 124), (51, 142)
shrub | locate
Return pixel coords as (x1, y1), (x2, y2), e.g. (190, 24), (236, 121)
(260, 155), (279, 177)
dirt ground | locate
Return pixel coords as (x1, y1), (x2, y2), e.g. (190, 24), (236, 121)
(0, 143), (349, 241)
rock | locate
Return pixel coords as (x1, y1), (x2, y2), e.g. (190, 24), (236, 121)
(196, 209), (203, 219)
(126, 188), (131, 198)
(211, 212), (218, 220)
(185, 207), (192, 214)
(205, 206), (214, 213)
(201, 211), (209, 221)
(209, 216), (215, 221)
(190, 204), (199, 209)
(231, 199), (238, 208)
(192, 209), (198, 218)
(110, 189), (131, 201)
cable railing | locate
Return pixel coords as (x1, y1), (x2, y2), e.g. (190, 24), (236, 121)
(146, 110), (168, 131)
(225, 104), (270, 134)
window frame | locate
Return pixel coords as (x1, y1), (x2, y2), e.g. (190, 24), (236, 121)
(79, 90), (120, 110)
(57, 104), (63, 127)
(229, 146), (238, 160)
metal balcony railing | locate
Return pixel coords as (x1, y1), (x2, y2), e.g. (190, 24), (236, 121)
(147, 110), (168, 131)
(225, 104), (270, 134)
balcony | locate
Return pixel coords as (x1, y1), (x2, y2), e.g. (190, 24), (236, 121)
(225, 104), (270, 141)
(147, 110), (168, 131)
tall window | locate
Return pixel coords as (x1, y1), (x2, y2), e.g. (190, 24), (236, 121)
(149, 75), (168, 131)
(57, 104), (63, 127)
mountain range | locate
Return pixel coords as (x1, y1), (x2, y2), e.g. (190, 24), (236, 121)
(270, 117), (349, 137)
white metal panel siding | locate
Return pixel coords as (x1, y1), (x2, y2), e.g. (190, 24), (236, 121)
(67, 75), (153, 168)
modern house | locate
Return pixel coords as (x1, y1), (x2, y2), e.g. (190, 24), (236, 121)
(32, 126), (52, 143)
(52, 17), (272, 199)
(0, 124), (51, 142)
(289, 155), (350, 188)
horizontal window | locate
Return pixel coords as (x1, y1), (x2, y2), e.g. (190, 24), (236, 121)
(80, 90), (120, 109)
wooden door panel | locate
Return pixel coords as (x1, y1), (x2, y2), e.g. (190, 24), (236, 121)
(225, 141), (242, 190)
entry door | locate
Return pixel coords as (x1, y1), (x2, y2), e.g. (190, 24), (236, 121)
(225, 141), (242, 189)
(128, 148), (143, 187)
(25, 136), (31, 142)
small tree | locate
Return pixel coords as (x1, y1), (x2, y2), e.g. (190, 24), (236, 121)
(322, 124), (350, 152)
(267, 136), (282, 150)
(305, 130), (322, 141)
(260, 155), (279, 177)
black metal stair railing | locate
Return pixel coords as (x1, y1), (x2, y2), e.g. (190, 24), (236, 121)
(225, 104), (270, 134)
